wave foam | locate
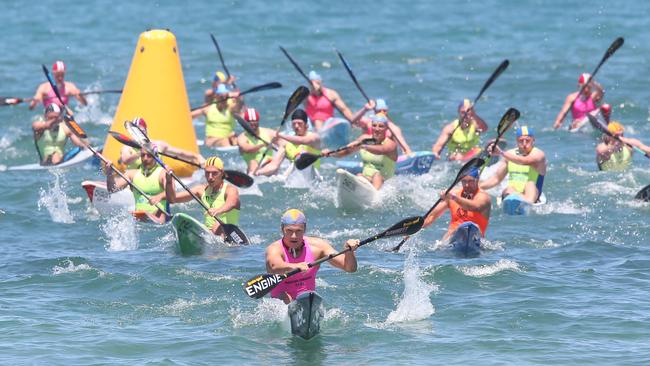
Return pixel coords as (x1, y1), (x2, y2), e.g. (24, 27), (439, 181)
(458, 259), (522, 277)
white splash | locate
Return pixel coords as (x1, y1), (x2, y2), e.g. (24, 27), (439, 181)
(52, 259), (102, 276)
(161, 297), (214, 316)
(101, 211), (138, 251)
(37, 170), (74, 223)
(533, 199), (590, 215)
(315, 278), (336, 288)
(230, 297), (288, 328)
(458, 259), (522, 277)
(175, 268), (234, 281)
(385, 250), (435, 324)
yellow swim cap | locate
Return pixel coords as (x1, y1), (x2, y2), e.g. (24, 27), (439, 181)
(607, 121), (624, 135)
(214, 71), (226, 82)
(204, 156), (224, 170)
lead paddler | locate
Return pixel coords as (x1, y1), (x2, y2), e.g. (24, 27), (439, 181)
(480, 126), (547, 204)
(265, 209), (359, 304)
(165, 156), (240, 236)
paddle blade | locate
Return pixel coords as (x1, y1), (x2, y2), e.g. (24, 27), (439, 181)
(587, 114), (609, 135)
(222, 224), (250, 246)
(109, 131), (140, 149)
(476, 59), (509, 102)
(243, 273), (287, 299)
(337, 50), (370, 102)
(210, 33), (231, 78)
(63, 115), (87, 139)
(497, 108), (520, 136)
(1, 97), (22, 106)
(361, 138), (378, 146)
(453, 157), (485, 185)
(295, 153), (320, 170)
(635, 184), (650, 202)
(124, 120), (150, 146)
(224, 170), (254, 188)
(360, 216), (424, 246)
(282, 86), (310, 122)
(240, 82), (283, 96)
(604, 37), (625, 62)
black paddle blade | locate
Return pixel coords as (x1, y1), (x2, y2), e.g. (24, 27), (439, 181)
(497, 108), (521, 136)
(361, 138), (378, 146)
(210, 33), (231, 78)
(455, 157), (485, 183)
(337, 50), (370, 102)
(587, 114), (609, 136)
(1, 97), (22, 106)
(239, 82), (283, 96)
(109, 131), (140, 149)
(476, 59), (509, 102)
(604, 37), (625, 62)
(360, 216), (424, 246)
(224, 170), (254, 188)
(222, 224), (250, 246)
(295, 153), (320, 170)
(635, 184), (650, 202)
(282, 86), (310, 121)
(243, 273), (287, 299)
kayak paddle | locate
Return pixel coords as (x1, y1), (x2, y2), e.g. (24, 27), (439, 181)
(295, 138), (377, 171)
(190, 82), (282, 111)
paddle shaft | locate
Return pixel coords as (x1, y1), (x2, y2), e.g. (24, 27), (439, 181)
(190, 82), (281, 111)
(336, 50), (408, 152)
(588, 114), (650, 158)
(2, 89), (122, 106)
(210, 33), (236, 89)
(558, 37), (624, 128)
(279, 46), (350, 121)
(441, 59), (509, 151)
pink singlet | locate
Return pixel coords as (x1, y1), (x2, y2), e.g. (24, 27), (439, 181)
(571, 94), (596, 120)
(306, 88), (334, 123)
(270, 239), (319, 300)
(43, 83), (69, 108)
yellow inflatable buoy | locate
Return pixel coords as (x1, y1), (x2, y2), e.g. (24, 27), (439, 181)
(102, 29), (198, 177)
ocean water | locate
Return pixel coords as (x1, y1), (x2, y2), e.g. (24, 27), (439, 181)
(1, 0), (649, 364)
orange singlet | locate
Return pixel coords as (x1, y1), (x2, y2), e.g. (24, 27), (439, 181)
(448, 188), (489, 236)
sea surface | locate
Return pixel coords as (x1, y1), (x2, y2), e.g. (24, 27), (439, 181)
(1, 0), (649, 364)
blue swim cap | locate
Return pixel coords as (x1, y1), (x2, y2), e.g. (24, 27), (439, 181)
(371, 114), (388, 124)
(375, 98), (388, 111)
(466, 167), (480, 179)
(308, 70), (322, 81)
(516, 126), (534, 137)
(281, 209), (306, 225)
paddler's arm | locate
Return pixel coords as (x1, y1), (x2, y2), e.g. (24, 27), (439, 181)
(326, 88), (354, 122)
(350, 100), (375, 128)
(431, 122), (454, 159)
(470, 110), (489, 133)
(619, 136), (650, 155)
(190, 105), (208, 119)
(164, 170), (176, 203)
(28, 84), (46, 110)
(499, 146), (546, 167)
(67, 82), (87, 106)
(237, 133), (265, 154)
(159, 141), (206, 166)
(479, 161), (507, 190)
(450, 190), (491, 212)
(385, 119), (413, 155)
(207, 184), (240, 217)
(324, 135), (367, 158)
(64, 124), (87, 148)
(168, 183), (204, 204)
(423, 197), (449, 228)
(553, 93), (576, 129)
(277, 131), (320, 146)
(317, 238), (358, 273)
(105, 163), (132, 192)
(265, 243), (310, 274)
(363, 138), (398, 160)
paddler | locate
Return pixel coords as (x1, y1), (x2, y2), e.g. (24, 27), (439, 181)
(255, 108), (321, 176)
(265, 209), (359, 304)
(31, 104), (87, 165)
(350, 98), (413, 155)
(118, 117), (205, 170)
(596, 122), (650, 171)
(480, 126), (547, 204)
(192, 84), (240, 147)
(29, 61), (87, 110)
(553, 73), (604, 130)
(105, 147), (171, 224)
(165, 156), (240, 236)
(324, 114), (398, 189)
(431, 99), (488, 160)
(423, 167), (491, 239)
(237, 108), (278, 174)
(305, 70), (354, 130)
(203, 70), (237, 104)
